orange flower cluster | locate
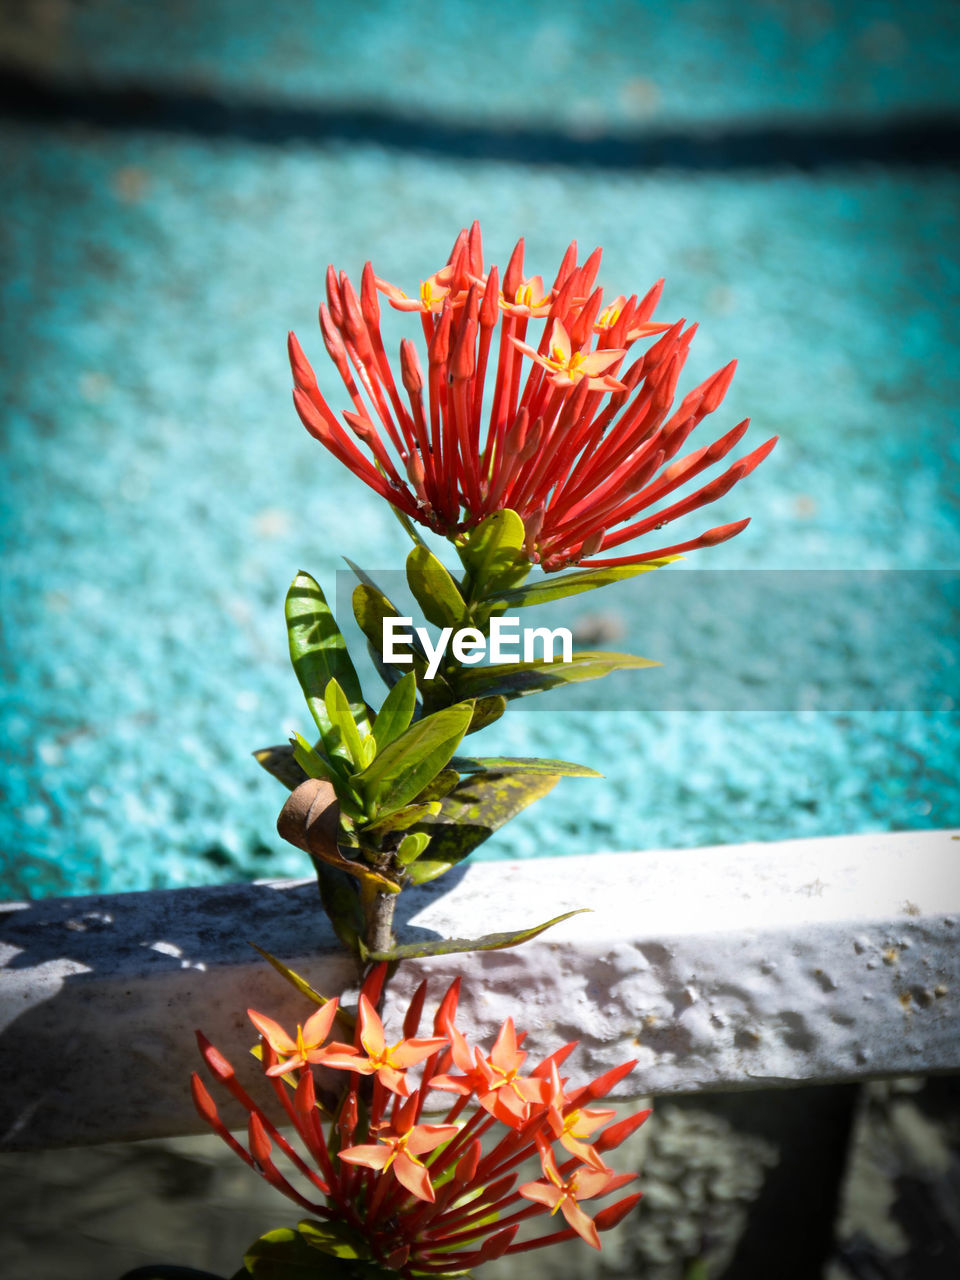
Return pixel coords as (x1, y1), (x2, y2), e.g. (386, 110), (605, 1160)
(289, 222), (776, 569)
(193, 964), (649, 1274)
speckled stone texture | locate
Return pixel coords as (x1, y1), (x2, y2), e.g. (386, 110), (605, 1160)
(2, 2), (960, 899)
(2, 829), (957, 1151)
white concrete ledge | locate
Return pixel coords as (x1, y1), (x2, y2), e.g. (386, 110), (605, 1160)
(1, 829), (958, 1150)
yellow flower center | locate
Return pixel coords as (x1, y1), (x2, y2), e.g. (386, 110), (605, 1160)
(545, 348), (586, 381)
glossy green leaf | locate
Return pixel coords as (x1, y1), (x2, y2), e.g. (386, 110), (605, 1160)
(291, 734), (364, 820)
(406, 544), (466, 628)
(356, 702), (474, 820)
(396, 831), (431, 864)
(371, 671), (417, 752)
(244, 1226), (329, 1277)
(404, 769), (560, 884)
(361, 908), (589, 962)
(324, 678), (368, 770)
(286, 572), (371, 744)
(297, 1218), (369, 1260)
(451, 649), (659, 701)
(485, 557), (678, 609)
(253, 743), (308, 792)
(457, 508), (530, 600)
(451, 755), (601, 777)
(290, 733), (345, 786)
(243, 1222), (389, 1278)
(361, 799), (442, 838)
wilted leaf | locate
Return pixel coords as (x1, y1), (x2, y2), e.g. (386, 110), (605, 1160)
(277, 779), (400, 894)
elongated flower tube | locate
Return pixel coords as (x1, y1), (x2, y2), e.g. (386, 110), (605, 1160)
(289, 222), (776, 569)
(193, 964), (649, 1277)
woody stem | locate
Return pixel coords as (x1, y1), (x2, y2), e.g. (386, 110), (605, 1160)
(365, 891), (396, 955)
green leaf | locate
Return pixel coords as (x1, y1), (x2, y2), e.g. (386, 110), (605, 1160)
(297, 1218), (368, 1260)
(291, 734), (364, 819)
(361, 908), (590, 962)
(467, 694), (507, 734)
(253, 743), (308, 792)
(286, 572), (371, 745)
(353, 581), (459, 708)
(361, 799), (442, 838)
(290, 734), (346, 786)
(451, 649), (660, 701)
(451, 755), (602, 777)
(316, 863), (364, 956)
(486, 557), (678, 609)
(404, 769), (561, 884)
(324, 678), (368, 770)
(372, 672), (417, 752)
(396, 831), (431, 864)
(353, 582), (427, 677)
(355, 701), (474, 820)
(406, 544), (467, 628)
(248, 944), (332, 1010)
(243, 1222), (391, 1277)
(413, 767), (461, 802)
(457, 508), (530, 600)
(244, 1226), (330, 1277)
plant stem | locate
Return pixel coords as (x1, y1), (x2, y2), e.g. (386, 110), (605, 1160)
(366, 890), (396, 955)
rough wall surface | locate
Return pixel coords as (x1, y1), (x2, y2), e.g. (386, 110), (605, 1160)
(1, 829), (958, 1149)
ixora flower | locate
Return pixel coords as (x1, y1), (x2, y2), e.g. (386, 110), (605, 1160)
(192, 964), (649, 1277)
(288, 222), (776, 569)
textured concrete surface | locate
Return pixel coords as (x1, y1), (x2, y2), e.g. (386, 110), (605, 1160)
(2, 829), (957, 1150)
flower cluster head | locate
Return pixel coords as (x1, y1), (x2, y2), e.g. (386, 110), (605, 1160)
(289, 222), (776, 569)
(193, 964), (649, 1276)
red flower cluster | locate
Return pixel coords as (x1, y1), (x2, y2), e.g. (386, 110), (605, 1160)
(193, 964), (649, 1275)
(289, 222), (776, 569)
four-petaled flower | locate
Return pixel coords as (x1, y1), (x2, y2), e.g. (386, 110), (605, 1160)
(519, 1139), (625, 1250)
(544, 1061), (616, 1171)
(339, 1094), (459, 1203)
(511, 319), (627, 391)
(321, 993), (447, 1095)
(247, 999), (340, 1077)
(289, 222), (777, 569)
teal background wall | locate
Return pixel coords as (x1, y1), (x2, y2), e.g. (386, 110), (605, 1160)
(1, 0), (958, 898)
